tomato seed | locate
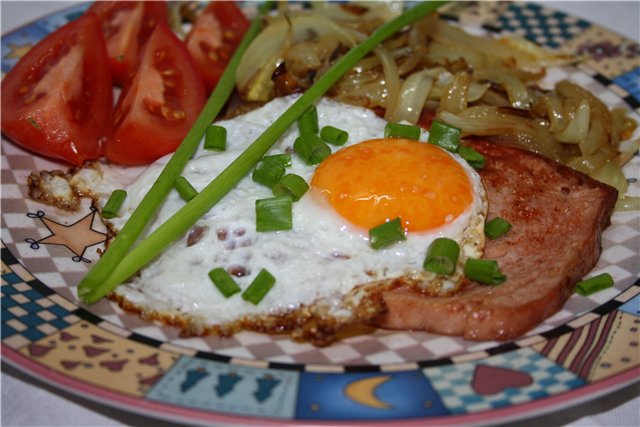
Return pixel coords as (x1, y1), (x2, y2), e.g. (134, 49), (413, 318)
(207, 50), (219, 62)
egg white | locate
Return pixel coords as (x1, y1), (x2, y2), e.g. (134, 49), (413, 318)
(110, 95), (487, 330)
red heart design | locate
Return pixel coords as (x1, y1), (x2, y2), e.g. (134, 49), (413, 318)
(139, 352), (160, 366)
(60, 360), (82, 370)
(27, 343), (54, 357)
(99, 359), (128, 372)
(59, 332), (78, 341)
(472, 364), (533, 395)
(82, 345), (109, 357)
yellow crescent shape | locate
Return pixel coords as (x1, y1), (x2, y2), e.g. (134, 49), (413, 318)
(344, 375), (393, 409)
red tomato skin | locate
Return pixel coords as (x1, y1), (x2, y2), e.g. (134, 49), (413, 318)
(88, 1), (169, 86)
(104, 23), (206, 166)
(1, 13), (112, 166)
(185, 0), (250, 93)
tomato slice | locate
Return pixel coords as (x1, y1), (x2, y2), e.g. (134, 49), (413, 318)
(88, 1), (169, 86)
(1, 13), (112, 166)
(104, 22), (206, 165)
(185, 1), (250, 93)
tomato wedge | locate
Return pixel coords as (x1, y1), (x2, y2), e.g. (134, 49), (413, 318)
(88, 1), (169, 86)
(185, 1), (250, 92)
(104, 22), (206, 165)
(1, 13), (112, 166)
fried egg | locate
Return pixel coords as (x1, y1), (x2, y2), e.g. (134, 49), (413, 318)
(109, 95), (487, 338)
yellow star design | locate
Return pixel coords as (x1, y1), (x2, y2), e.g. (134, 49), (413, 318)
(39, 211), (107, 258)
(5, 42), (34, 60)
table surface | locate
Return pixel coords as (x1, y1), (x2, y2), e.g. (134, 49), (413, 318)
(2, 1), (639, 426)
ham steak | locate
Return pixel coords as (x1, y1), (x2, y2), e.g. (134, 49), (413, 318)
(374, 140), (618, 341)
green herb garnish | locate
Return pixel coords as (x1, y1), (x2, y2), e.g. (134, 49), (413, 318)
(175, 176), (198, 201)
(484, 217), (512, 240)
(369, 218), (406, 249)
(242, 269), (276, 305)
(204, 125), (227, 151)
(320, 125), (348, 146)
(297, 105), (319, 135)
(384, 122), (421, 140)
(575, 273), (614, 296)
(423, 237), (460, 275)
(209, 267), (241, 298)
(256, 197), (293, 232)
(272, 174), (309, 201)
(428, 120), (460, 152)
(463, 258), (506, 285)
(102, 190), (127, 219)
(294, 133), (332, 165)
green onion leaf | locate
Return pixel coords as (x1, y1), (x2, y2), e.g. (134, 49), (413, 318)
(384, 122), (421, 140)
(204, 125), (227, 151)
(464, 258), (506, 285)
(484, 217), (512, 240)
(263, 153), (292, 168)
(75, 1), (276, 304)
(252, 158), (285, 188)
(175, 177), (198, 201)
(242, 268), (275, 305)
(297, 105), (319, 135)
(320, 125), (348, 146)
(428, 120), (460, 152)
(294, 134), (332, 165)
(575, 273), (614, 296)
(77, 0), (448, 305)
(423, 237), (460, 275)
(102, 189), (127, 219)
(458, 145), (486, 169)
(369, 217), (406, 249)
(273, 174), (309, 201)
(208, 267), (241, 298)
(256, 196), (293, 232)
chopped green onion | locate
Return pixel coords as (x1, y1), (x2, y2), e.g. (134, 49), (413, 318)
(458, 145), (486, 169)
(102, 190), (127, 219)
(75, 1), (276, 304)
(484, 217), (512, 240)
(575, 273), (614, 296)
(263, 153), (292, 168)
(297, 105), (319, 135)
(384, 122), (421, 140)
(204, 125), (227, 151)
(423, 237), (460, 275)
(256, 196), (293, 232)
(273, 174), (309, 201)
(208, 267), (241, 298)
(369, 217), (406, 249)
(294, 134), (332, 165)
(242, 269), (275, 305)
(428, 120), (460, 152)
(175, 177), (198, 201)
(320, 125), (348, 145)
(252, 158), (285, 188)
(77, 0), (448, 305)
(464, 259), (506, 285)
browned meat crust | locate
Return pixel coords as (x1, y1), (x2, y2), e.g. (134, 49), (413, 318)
(374, 140), (618, 341)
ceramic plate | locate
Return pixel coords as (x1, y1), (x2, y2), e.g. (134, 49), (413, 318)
(2, 2), (639, 425)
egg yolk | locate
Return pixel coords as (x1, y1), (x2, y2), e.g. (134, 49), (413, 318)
(311, 138), (474, 233)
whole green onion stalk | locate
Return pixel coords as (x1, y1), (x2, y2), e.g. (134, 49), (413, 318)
(77, 1), (276, 303)
(79, 1), (448, 304)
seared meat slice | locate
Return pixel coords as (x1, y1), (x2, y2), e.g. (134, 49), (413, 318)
(375, 140), (618, 341)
